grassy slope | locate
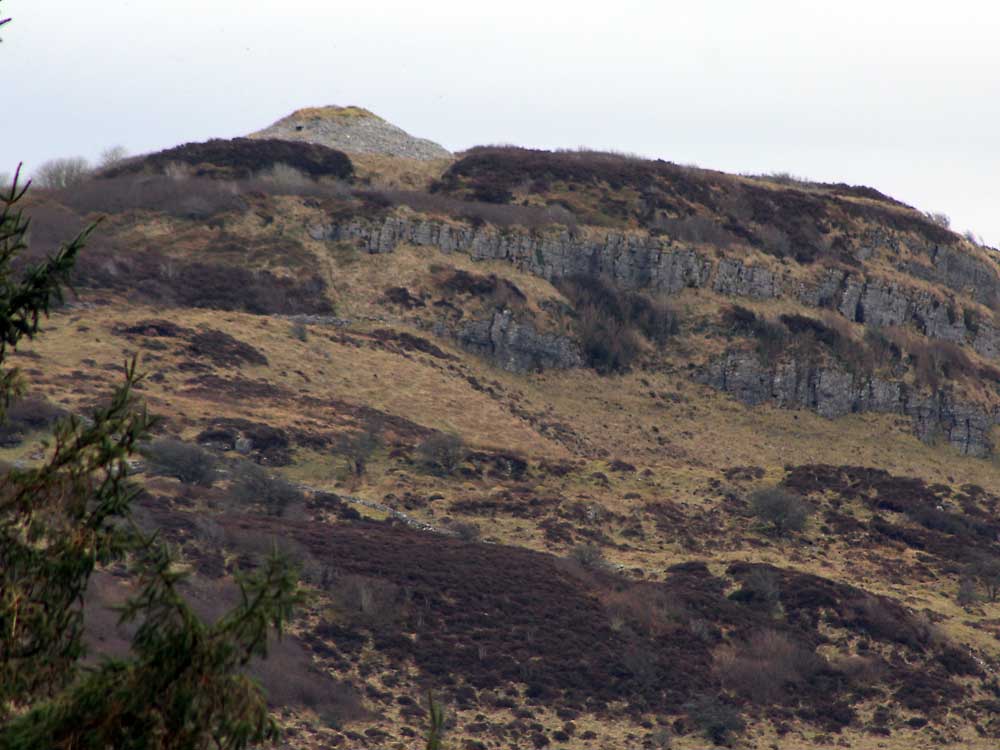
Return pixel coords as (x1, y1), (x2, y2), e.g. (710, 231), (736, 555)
(14, 164), (1000, 749)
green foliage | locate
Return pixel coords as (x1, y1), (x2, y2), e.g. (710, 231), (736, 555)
(425, 693), (445, 750)
(0, 65), (304, 745)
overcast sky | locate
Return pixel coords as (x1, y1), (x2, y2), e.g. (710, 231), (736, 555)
(3, 1), (998, 244)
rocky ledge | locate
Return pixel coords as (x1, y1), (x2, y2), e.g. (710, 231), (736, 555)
(697, 351), (997, 457)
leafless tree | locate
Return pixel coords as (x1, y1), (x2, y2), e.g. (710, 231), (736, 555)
(34, 156), (92, 189)
(98, 145), (129, 169)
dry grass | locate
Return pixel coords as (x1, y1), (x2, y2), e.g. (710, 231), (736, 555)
(287, 105), (381, 121)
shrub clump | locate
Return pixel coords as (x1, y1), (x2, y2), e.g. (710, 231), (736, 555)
(0, 396), (65, 447)
(685, 695), (745, 745)
(142, 438), (218, 486)
(569, 542), (607, 570)
(713, 630), (823, 703)
(559, 274), (678, 374)
(229, 463), (303, 517)
(749, 486), (812, 536)
(416, 432), (467, 475)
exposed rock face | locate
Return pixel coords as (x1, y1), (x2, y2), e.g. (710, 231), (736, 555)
(697, 351), (998, 457)
(250, 106), (451, 161)
(311, 214), (1000, 452)
(308, 217), (712, 294)
(310, 215), (1000, 354)
(448, 309), (582, 374)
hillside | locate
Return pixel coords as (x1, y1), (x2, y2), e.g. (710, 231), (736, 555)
(13, 119), (1000, 749)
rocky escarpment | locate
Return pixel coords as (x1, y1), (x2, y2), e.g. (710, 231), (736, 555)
(698, 351), (998, 457)
(250, 106), (451, 161)
(310, 214), (1000, 453)
(446, 309), (582, 374)
(309, 214), (1000, 355)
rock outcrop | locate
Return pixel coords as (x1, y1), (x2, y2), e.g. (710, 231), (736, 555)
(447, 310), (582, 374)
(309, 215), (1000, 355)
(310, 213), (1000, 453)
(697, 351), (997, 457)
(250, 106), (451, 161)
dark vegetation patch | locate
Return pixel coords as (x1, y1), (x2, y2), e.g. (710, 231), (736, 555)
(142, 438), (218, 486)
(104, 138), (354, 181)
(433, 146), (959, 262)
(720, 306), (993, 392)
(114, 319), (191, 338)
(195, 418), (292, 466)
(0, 396), (65, 446)
(209, 516), (976, 732)
(181, 374), (289, 403)
(381, 286), (425, 309)
(68, 244), (333, 315)
(558, 274), (678, 373)
(722, 306), (860, 369)
(432, 267), (528, 314)
(782, 465), (1000, 567)
(366, 329), (455, 360)
(186, 329), (268, 367)
(360, 189), (578, 230)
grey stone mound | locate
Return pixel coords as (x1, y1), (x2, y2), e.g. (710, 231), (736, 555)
(250, 106), (451, 161)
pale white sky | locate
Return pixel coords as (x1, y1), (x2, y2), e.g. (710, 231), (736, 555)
(3, 1), (998, 244)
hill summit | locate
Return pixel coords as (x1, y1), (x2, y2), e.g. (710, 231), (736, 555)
(248, 105), (451, 161)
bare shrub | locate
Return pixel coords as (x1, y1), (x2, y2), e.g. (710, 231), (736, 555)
(450, 521), (481, 542)
(34, 156), (92, 189)
(229, 462), (303, 516)
(289, 321), (309, 342)
(654, 215), (737, 247)
(257, 162), (311, 189)
(732, 568), (781, 613)
(142, 438), (217, 486)
(957, 575), (979, 607)
(749, 486), (811, 536)
(829, 654), (886, 686)
(339, 418), (383, 477)
(685, 695), (744, 745)
(756, 171), (812, 186)
(98, 145), (129, 170)
(417, 432), (467, 475)
(967, 554), (1000, 602)
(621, 644), (662, 691)
(924, 211), (951, 229)
(559, 274), (678, 373)
(569, 542), (606, 570)
(881, 327), (978, 390)
(714, 630), (822, 703)
(603, 587), (683, 637)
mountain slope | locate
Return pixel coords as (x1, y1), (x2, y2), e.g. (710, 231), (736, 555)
(13, 121), (1000, 749)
